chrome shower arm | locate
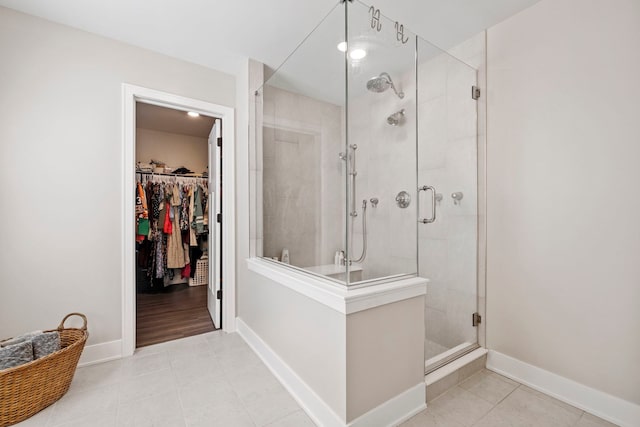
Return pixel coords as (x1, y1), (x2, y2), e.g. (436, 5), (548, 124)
(380, 72), (404, 99)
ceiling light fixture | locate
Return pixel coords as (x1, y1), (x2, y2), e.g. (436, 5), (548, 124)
(337, 42), (367, 60)
(349, 48), (367, 60)
(187, 111), (200, 117)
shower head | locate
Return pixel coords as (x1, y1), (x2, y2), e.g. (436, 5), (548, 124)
(387, 109), (406, 126)
(366, 72), (404, 99)
(366, 73), (391, 93)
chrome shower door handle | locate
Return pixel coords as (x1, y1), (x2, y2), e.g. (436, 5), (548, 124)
(418, 185), (436, 224)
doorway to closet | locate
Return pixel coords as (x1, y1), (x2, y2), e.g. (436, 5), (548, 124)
(134, 102), (223, 348)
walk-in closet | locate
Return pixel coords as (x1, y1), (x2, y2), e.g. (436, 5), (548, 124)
(134, 102), (221, 347)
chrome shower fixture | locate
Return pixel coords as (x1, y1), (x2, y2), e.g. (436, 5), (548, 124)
(387, 109), (405, 126)
(366, 72), (404, 99)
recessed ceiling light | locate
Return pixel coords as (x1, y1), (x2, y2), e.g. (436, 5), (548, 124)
(349, 48), (367, 60)
(187, 111), (200, 117)
(337, 42), (347, 52)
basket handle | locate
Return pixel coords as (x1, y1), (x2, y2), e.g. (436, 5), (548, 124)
(58, 313), (88, 331)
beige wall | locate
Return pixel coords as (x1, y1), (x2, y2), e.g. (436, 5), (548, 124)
(486, 0), (640, 405)
(0, 7), (235, 344)
(346, 296), (425, 422)
(136, 128), (208, 174)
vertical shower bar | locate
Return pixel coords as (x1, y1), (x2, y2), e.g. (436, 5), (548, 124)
(350, 144), (358, 217)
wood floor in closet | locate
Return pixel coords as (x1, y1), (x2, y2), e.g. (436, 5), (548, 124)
(136, 284), (216, 348)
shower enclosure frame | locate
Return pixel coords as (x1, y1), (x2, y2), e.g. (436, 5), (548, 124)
(251, 0), (486, 375)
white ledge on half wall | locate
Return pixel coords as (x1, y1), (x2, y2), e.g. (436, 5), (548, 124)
(246, 257), (428, 315)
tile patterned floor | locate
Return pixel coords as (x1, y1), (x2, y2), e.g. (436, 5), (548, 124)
(15, 331), (618, 427)
(401, 371), (618, 427)
(15, 331), (313, 427)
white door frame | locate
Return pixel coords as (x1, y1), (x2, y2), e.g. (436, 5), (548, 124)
(207, 119), (222, 329)
(121, 83), (236, 357)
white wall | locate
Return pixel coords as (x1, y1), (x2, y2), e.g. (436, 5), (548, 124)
(0, 7), (235, 345)
(136, 128), (208, 174)
(238, 271), (347, 419)
(487, 0), (640, 406)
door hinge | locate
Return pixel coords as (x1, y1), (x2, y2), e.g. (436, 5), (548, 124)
(472, 312), (482, 327)
(216, 290), (222, 300)
(471, 86), (481, 100)
(216, 137), (222, 147)
(216, 213), (222, 223)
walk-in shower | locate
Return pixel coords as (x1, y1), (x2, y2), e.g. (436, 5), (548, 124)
(254, 0), (481, 373)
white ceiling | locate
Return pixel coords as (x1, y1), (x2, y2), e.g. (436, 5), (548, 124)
(136, 103), (215, 138)
(0, 0), (540, 76)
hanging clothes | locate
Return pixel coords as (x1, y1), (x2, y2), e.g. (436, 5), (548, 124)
(135, 183), (149, 242)
(201, 187), (209, 229)
(136, 174), (208, 284)
(203, 191), (209, 229)
(151, 183), (164, 220)
(162, 203), (172, 234)
(180, 186), (190, 231)
(166, 185), (186, 269)
(144, 181), (155, 238)
(150, 183), (167, 280)
(189, 186), (197, 246)
(192, 186), (205, 235)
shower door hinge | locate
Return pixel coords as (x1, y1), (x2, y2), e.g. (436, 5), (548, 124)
(216, 290), (222, 300)
(216, 213), (222, 223)
(471, 86), (481, 100)
(216, 137), (222, 147)
(472, 312), (482, 327)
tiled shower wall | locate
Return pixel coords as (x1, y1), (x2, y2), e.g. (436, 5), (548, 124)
(347, 75), (418, 281)
(259, 85), (344, 268)
(262, 128), (320, 266)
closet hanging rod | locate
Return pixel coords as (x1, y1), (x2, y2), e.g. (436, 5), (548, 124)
(136, 171), (205, 178)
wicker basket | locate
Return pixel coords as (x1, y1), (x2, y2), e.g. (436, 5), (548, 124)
(0, 313), (88, 427)
(189, 257), (208, 286)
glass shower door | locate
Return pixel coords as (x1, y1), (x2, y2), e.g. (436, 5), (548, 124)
(417, 38), (479, 371)
(345, 1), (418, 284)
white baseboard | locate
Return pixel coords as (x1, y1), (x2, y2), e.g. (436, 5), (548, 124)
(347, 383), (425, 427)
(487, 350), (640, 427)
(237, 318), (425, 427)
(78, 339), (122, 367)
(236, 318), (345, 426)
